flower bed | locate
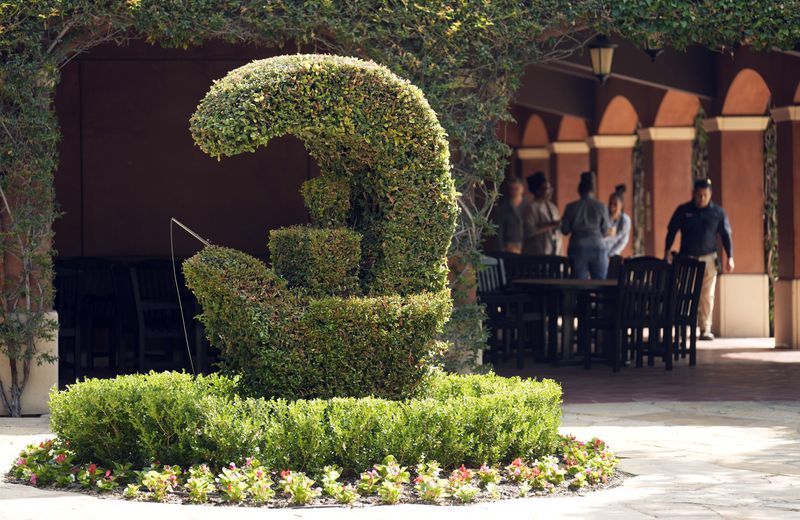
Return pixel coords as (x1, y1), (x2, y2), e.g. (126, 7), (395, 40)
(8, 436), (619, 506)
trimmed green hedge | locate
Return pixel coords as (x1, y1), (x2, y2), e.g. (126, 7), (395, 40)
(190, 54), (458, 296)
(300, 176), (351, 228)
(184, 245), (451, 400)
(269, 225), (361, 297)
(49, 372), (562, 474)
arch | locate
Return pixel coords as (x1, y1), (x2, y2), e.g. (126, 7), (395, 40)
(597, 95), (639, 134)
(556, 115), (588, 141)
(521, 114), (549, 146)
(721, 68), (771, 115)
(654, 91), (701, 127)
(191, 54), (457, 295)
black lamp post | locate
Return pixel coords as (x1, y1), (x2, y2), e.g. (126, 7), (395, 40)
(588, 35), (617, 84)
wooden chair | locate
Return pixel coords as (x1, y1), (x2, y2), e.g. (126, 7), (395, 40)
(477, 256), (529, 368)
(612, 256), (673, 371)
(670, 256), (705, 366)
(54, 263), (82, 385)
(129, 259), (194, 372)
(494, 254), (571, 363)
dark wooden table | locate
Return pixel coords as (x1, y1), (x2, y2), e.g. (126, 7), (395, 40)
(513, 278), (618, 366)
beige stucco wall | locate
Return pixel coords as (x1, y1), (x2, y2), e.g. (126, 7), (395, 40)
(713, 274), (770, 338)
(0, 311), (58, 416)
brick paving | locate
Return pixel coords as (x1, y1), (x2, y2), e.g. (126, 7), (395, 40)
(494, 338), (800, 403)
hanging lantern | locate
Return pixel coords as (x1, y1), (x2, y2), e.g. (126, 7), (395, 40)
(588, 35), (618, 84)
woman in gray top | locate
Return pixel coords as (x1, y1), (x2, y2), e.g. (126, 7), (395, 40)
(560, 171), (611, 279)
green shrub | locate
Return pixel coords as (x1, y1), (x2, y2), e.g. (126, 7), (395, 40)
(184, 246), (451, 400)
(269, 225), (361, 297)
(190, 54), (458, 296)
(300, 176), (350, 228)
(49, 372), (562, 474)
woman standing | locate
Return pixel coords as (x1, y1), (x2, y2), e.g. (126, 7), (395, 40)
(522, 172), (562, 256)
(495, 177), (527, 254)
(603, 184), (631, 257)
(560, 171), (610, 279)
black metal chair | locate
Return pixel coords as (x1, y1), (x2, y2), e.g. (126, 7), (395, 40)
(612, 256), (674, 371)
(670, 256), (705, 366)
(477, 256), (530, 368)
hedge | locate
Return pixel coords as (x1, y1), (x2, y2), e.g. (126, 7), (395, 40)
(49, 371), (563, 474)
(190, 54), (458, 297)
(183, 245), (451, 400)
(269, 225), (362, 297)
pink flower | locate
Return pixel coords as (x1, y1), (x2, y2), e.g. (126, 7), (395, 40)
(414, 475), (425, 484)
(30, 474), (38, 486)
(229, 462), (236, 471)
(280, 470), (291, 479)
(479, 463), (490, 473)
(510, 458), (523, 468)
(55, 453), (67, 464)
(87, 463), (97, 475)
(245, 457), (253, 467)
(15, 458), (26, 466)
(513, 468), (521, 477)
(255, 469), (264, 479)
(104, 470), (112, 479)
(530, 467), (541, 477)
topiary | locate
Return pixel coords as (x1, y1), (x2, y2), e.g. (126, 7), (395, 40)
(269, 225), (361, 298)
(185, 54), (458, 400)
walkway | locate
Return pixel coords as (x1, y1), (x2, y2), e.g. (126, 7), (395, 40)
(1, 339), (799, 519)
(495, 338), (800, 402)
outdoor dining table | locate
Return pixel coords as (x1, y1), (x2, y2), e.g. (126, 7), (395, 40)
(512, 278), (618, 366)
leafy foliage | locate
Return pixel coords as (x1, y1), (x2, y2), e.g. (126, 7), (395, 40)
(48, 371), (562, 474)
(269, 225), (362, 297)
(184, 245), (451, 400)
(2, 1), (798, 411)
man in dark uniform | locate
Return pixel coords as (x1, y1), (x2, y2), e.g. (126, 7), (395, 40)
(664, 178), (734, 341)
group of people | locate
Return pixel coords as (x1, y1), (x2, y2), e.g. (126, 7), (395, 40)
(496, 171), (630, 280)
(495, 173), (734, 341)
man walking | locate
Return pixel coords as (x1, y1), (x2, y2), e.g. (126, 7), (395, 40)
(664, 178), (734, 341)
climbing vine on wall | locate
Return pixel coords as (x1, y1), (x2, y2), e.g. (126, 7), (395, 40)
(1, 1), (799, 412)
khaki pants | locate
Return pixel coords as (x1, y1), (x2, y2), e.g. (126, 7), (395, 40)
(694, 253), (718, 334)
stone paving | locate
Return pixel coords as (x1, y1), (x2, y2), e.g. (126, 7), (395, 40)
(1, 339), (799, 519)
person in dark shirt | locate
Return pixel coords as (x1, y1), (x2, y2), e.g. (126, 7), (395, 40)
(664, 178), (735, 340)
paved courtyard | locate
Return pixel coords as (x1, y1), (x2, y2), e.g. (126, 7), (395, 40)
(1, 339), (799, 519)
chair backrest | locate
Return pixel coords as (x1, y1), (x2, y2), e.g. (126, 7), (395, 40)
(607, 255), (624, 280)
(616, 257), (672, 328)
(54, 264), (82, 328)
(477, 255), (506, 293)
(671, 257), (705, 325)
(495, 254), (571, 281)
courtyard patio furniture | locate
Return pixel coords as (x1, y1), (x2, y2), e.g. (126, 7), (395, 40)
(669, 256), (706, 366)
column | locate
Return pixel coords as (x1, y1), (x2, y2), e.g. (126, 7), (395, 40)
(588, 135), (637, 257)
(637, 127), (696, 257)
(703, 116), (770, 337)
(516, 147), (550, 184)
(772, 106), (800, 348)
(548, 141), (590, 211)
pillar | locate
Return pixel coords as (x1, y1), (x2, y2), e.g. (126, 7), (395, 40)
(588, 135), (637, 257)
(516, 147), (550, 198)
(637, 127), (696, 257)
(703, 116), (770, 337)
(548, 141), (590, 211)
(772, 106), (800, 348)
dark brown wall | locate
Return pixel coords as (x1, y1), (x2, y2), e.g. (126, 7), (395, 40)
(53, 40), (313, 259)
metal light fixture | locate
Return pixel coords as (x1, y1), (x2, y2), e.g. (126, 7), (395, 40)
(588, 35), (617, 84)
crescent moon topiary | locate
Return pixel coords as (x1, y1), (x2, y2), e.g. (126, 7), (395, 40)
(184, 55), (459, 400)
